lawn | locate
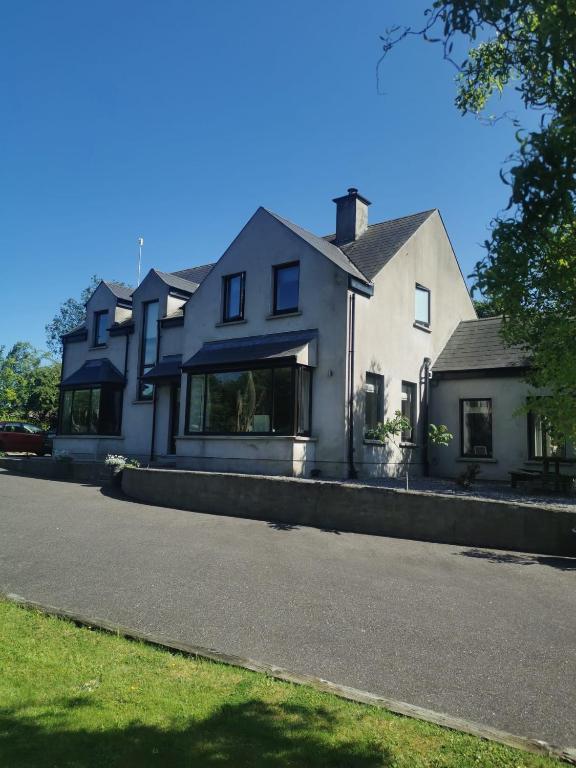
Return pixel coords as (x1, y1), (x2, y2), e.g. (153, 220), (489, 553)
(0, 600), (563, 768)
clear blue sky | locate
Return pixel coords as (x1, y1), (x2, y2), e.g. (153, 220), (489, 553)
(0, 0), (532, 354)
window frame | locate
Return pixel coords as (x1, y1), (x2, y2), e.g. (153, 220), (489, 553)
(58, 385), (123, 436)
(222, 271), (246, 323)
(184, 363), (312, 437)
(460, 397), (493, 458)
(272, 261), (300, 316)
(414, 283), (431, 328)
(138, 300), (159, 400)
(93, 310), (108, 347)
(527, 402), (567, 460)
(401, 381), (417, 443)
(364, 372), (384, 434)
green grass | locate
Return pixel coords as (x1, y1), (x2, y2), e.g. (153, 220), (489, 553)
(0, 600), (562, 768)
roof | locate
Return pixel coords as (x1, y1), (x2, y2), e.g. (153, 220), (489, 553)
(62, 323), (87, 339)
(324, 210), (436, 281)
(171, 263), (215, 287)
(433, 317), (530, 374)
(183, 329), (318, 371)
(103, 281), (133, 302)
(142, 355), (182, 381)
(61, 359), (125, 388)
(153, 269), (200, 295)
(264, 209), (370, 284)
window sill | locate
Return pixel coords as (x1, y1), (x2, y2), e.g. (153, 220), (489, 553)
(413, 322), (431, 334)
(266, 311), (302, 320)
(457, 457), (498, 463)
(400, 442), (418, 448)
(55, 434), (124, 440)
(215, 319), (247, 327)
(178, 434), (317, 442)
(132, 399), (153, 405)
(89, 344), (108, 350)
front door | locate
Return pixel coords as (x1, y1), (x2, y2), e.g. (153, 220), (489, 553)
(168, 383), (180, 455)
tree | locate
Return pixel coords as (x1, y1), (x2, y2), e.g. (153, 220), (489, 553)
(45, 275), (101, 357)
(473, 297), (501, 318)
(380, 1), (576, 439)
(0, 343), (55, 424)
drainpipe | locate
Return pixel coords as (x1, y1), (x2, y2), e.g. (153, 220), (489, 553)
(149, 317), (162, 464)
(422, 356), (432, 477)
(347, 292), (357, 479)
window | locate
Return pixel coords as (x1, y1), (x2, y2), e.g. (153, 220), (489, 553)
(222, 272), (245, 322)
(138, 301), (159, 400)
(273, 262), (300, 315)
(401, 382), (417, 442)
(415, 284), (430, 327)
(364, 373), (384, 433)
(528, 406), (566, 460)
(186, 365), (311, 436)
(93, 311), (108, 347)
(59, 386), (122, 435)
(461, 399), (492, 457)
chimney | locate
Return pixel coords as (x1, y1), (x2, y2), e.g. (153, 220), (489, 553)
(333, 188), (371, 244)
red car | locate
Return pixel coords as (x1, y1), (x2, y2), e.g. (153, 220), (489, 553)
(0, 422), (51, 455)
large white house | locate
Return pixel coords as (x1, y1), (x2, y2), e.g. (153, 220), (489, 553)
(54, 188), (574, 480)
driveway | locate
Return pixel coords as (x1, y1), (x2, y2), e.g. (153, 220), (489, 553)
(0, 469), (574, 747)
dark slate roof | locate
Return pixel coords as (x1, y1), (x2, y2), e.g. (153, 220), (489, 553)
(61, 359), (125, 388)
(62, 323), (87, 339)
(324, 209), (436, 281)
(434, 317), (530, 373)
(264, 209), (370, 284)
(142, 355), (182, 381)
(171, 263), (215, 286)
(153, 269), (200, 294)
(183, 329), (318, 371)
(103, 281), (133, 302)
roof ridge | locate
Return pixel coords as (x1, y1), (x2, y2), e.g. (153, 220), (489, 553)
(171, 262), (215, 275)
(460, 315), (503, 323)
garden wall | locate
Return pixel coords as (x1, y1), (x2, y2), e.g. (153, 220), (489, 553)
(122, 467), (576, 556)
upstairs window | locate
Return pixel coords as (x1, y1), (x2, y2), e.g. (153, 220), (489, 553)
(138, 301), (159, 400)
(222, 272), (245, 322)
(273, 262), (300, 315)
(415, 284), (430, 327)
(93, 311), (108, 347)
(364, 373), (384, 433)
(461, 398), (492, 458)
(401, 382), (417, 442)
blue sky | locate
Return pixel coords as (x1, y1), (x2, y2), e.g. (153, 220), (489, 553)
(0, 0), (532, 354)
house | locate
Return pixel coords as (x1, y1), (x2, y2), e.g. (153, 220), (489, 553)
(53, 188), (573, 480)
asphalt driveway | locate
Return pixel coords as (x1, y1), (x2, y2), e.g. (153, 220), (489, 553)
(0, 469), (574, 747)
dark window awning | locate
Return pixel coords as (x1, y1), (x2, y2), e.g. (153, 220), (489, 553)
(183, 329), (318, 373)
(61, 359), (125, 388)
(141, 356), (182, 382)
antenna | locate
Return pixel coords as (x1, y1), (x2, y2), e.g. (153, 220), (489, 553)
(137, 237), (144, 286)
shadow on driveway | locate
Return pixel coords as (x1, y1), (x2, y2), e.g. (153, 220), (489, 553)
(456, 548), (576, 571)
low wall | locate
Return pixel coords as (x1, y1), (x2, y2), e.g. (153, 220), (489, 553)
(122, 467), (576, 556)
(0, 457), (118, 485)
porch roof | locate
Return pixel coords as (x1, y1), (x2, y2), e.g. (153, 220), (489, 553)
(141, 356), (182, 381)
(61, 359), (125, 388)
(182, 329), (318, 372)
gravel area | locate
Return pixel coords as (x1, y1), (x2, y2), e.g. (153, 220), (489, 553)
(353, 475), (576, 511)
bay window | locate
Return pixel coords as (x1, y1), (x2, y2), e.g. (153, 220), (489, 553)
(60, 386), (122, 435)
(186, 365), (311, 436)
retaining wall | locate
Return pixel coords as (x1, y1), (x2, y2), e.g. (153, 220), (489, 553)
(0, 457), (118, 485)
(122, 467), (576, 556)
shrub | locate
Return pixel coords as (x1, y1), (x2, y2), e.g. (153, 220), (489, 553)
(456, 464), (481, 489)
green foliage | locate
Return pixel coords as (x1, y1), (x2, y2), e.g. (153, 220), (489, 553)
(26, 362), (61, 428)
(473, 297), (501, 318)
(380, 0), (576, 440)
(365, 410), (410, 444)
(44, 275), (101, 357)
(0, 343), (60, 429)
(428, 423), (454, 446)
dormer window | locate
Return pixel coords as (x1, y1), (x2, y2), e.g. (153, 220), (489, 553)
(93, 311), (108, 347)
(415, 284), (430, 327)
(222, 272), (245, 323)
(273, 262), (300, 315)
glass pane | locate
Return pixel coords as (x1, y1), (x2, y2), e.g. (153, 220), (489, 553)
(297, 368), (311, 434)
(273, 368), (293, 434)
(205, 369), (272, 433)
(365, 373), (381, 431)
(275, 264), (299, 313)
(139, 365), (154, 401)
(71, 389), (90, 433)
(89, 388), (101, 434)
(462, 399), (492, 457)
(61, 391), (73, 433)
(187, 376), (205, 432)
(225, 275), (243, 320)
(99, 387), (122, 434)
(95, 312), (108, 345)
(401, 383), (415, 441)
(143, 302), (158, 366)
(531, 413), (565, 458)
(415, 287), (430, 325)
